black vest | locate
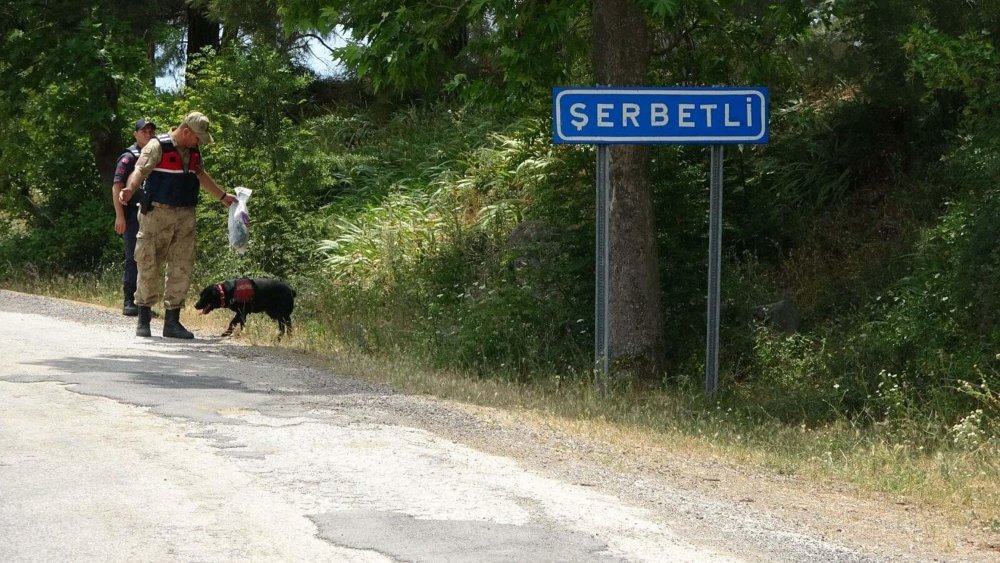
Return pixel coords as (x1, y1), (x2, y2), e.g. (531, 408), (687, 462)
(143, 134), (202, 208)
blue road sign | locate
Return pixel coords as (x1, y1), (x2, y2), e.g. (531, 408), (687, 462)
(553, 87), (769, 144)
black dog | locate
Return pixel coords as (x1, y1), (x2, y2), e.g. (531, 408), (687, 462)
(194, 278), (296, 337)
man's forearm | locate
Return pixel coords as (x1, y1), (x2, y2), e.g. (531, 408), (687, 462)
(112, 182), (125, 214)
(197, 169), (226, 200)
(126, 169), (145, 192)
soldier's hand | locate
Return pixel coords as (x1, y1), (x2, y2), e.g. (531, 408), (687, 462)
(221, 193), (236, 207)
(119, 186), (134, 204)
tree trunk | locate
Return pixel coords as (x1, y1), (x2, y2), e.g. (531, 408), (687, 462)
(591, 0), (664, 382)
(91, 75), (121, 189)
(91, 126), (120, 189)
(185, 4), (220, 85)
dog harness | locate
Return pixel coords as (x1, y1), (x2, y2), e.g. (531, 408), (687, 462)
(216, 279), (255, 309)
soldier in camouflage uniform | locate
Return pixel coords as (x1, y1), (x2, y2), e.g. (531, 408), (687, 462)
(119, 112), (236, 339)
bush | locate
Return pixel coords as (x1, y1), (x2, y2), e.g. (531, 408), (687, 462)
(312, 108), (594, 378)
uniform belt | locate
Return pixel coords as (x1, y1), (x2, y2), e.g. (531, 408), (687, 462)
(151, 202), (193, 210)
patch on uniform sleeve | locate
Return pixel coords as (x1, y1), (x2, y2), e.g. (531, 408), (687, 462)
(113, 154), (136, 183)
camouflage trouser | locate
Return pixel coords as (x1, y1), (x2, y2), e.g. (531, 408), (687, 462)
(134, 205), (197, 310)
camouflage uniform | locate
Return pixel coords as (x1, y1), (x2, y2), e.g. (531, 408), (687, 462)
(132, 134), (200, 309)
(124, 111), (229, 339)
(135, 203), (197, 309)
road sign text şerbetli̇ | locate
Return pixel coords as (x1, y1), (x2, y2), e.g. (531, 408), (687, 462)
(553, 87), (769, 144)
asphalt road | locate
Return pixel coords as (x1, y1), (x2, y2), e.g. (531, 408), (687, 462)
(0, 290), (873, 562)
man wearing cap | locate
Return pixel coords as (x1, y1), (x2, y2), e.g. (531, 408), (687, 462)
(111, 118), (157, 316)
(120, 111), (236, 339)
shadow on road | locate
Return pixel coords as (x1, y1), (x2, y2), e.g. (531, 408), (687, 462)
(16, 347), (391, 398)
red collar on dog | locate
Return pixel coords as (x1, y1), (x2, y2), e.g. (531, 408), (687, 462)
(215, 283), (226, 309)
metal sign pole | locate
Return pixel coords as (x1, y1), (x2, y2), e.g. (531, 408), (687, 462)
(705, 145), (724, 397)
(553, 86), (769, 398)
(594, 144), (610, 396)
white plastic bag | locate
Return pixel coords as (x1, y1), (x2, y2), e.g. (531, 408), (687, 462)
(228, 186), (252, 253)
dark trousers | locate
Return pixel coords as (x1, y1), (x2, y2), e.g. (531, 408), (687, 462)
(122, 203), (140, 298)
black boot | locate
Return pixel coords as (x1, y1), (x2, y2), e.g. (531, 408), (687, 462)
(123, 289), (138, 316)
(136, 306), (151, 337)
(163, 309), (194, 339)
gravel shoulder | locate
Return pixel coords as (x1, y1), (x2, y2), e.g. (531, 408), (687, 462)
(2, 289), (996, 562)
(421, 401), (997, 562)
